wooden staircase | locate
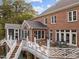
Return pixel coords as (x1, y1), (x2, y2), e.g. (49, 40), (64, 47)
(10, 41), (21, 59)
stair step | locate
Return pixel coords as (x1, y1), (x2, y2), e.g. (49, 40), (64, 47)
(9, 41), (21, 59)
(10, 56), (14, 58)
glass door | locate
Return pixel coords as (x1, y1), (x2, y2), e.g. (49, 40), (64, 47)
(71, 33), (77, 46)
(66, 33), (70, 45)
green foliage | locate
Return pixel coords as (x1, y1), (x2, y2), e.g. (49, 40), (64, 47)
(0, 29), (5, 40)
(0, 0), (36, 40)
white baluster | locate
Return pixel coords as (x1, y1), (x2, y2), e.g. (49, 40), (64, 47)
(27, 36), (29, 42)
(6, 41), (17, 59)
(34, 37), (36, 44)
(13, 40), (23, 59)
(47, 39), (50, 48)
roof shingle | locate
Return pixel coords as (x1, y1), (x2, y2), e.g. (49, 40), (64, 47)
(24, 20), (47, 29)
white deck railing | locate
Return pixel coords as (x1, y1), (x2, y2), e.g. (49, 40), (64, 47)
(2, 38), (79, 59)
(6, 40), (17, 59)
(0, 38), (6, 46)
(6, 40), (16, 48)
(13, 40), (24, 59)
(0, 38), (15, 49)
(23, 40), (79, 59)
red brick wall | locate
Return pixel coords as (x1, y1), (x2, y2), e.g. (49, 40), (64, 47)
(33, 6), (79, 47)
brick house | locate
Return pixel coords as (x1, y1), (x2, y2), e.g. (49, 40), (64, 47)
(33, 0), (79, 47)
(5, 0), (79, 47)
(5, 20), (47, 46)
(2, 0), (79, 59)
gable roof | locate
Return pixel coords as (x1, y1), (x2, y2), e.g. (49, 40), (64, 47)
(23, 20), (47, 29)
(40, 0), (79, 16)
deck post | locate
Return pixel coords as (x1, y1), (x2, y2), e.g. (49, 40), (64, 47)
(7, 29), (9, 40)
(34, 37), (36, 44)
(27, 36), (29, 41)
(47, 38), (50, 48)
(18, 29), (19, 40)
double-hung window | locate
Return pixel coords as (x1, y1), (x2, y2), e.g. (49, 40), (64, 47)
(44, 18), (47, 25)
(51, 16), (56, 24)
(34, 30), (45, 39)
(68, 10), (77, 22)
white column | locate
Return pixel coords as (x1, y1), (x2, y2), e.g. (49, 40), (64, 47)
(49, 30), (50, 40)
(27, 36), (29, 41)
(34, 37), (36, 44)
(18, 29), (19, 40)
(21, 29), (22, 40)
(7, 29), (9, 40)
(14, 29), (15, 40)
(59, 30), (61, 41)
(37, 31), (38, 40)
(24, 30), (25, 39)
(64, 30), (66, 41)
(70, 30), (72, 45)
(47, 38), (50, 48)
(30, 30), (32, 41)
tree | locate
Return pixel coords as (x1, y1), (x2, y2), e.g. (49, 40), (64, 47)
(0, 0), (36, 40)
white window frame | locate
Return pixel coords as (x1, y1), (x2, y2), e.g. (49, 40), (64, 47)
(24, 30), (27, 39)
(66, 32), (70, 45)
(55, 31), (59, 42)
(55, 30), (77, 46)
(36, 30), (45, 40)
(68, 10), (77, 22)
(51, 16), (56, 24)
(71, 31), (77, 46)
(44, 18), (47, 25)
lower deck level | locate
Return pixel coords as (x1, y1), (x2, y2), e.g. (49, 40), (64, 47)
(18, 51), (39, 59)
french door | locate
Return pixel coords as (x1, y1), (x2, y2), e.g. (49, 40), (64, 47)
(56, 30), (77, 46)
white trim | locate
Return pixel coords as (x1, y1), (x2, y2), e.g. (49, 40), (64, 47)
(49, 30), (53, 42)
(37, 31), (38, 39)
(71, 32), (77, 46)
(64, 30), (66, 41)
(55, 30), (57, 42)
(18, 29), (19, 40)
(7, 29), (9, 40)
(59, 30), (61, 41)
(44, 30), (45, 39)
(66, 32), (70, 45)
(24, 30), (25, 39)
(69, 30), (72, 45)
(14, 29), (15, 40)
(44, 18), (47, 25)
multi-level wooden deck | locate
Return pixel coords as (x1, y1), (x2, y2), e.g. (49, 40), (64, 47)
(1, 39), (79, 59)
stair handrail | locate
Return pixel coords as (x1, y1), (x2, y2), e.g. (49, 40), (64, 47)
(6, 39), (16, 48)
(13, 40), (24, 59)
(5, 40), (12, 48)
(6, 40), (17, 59)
